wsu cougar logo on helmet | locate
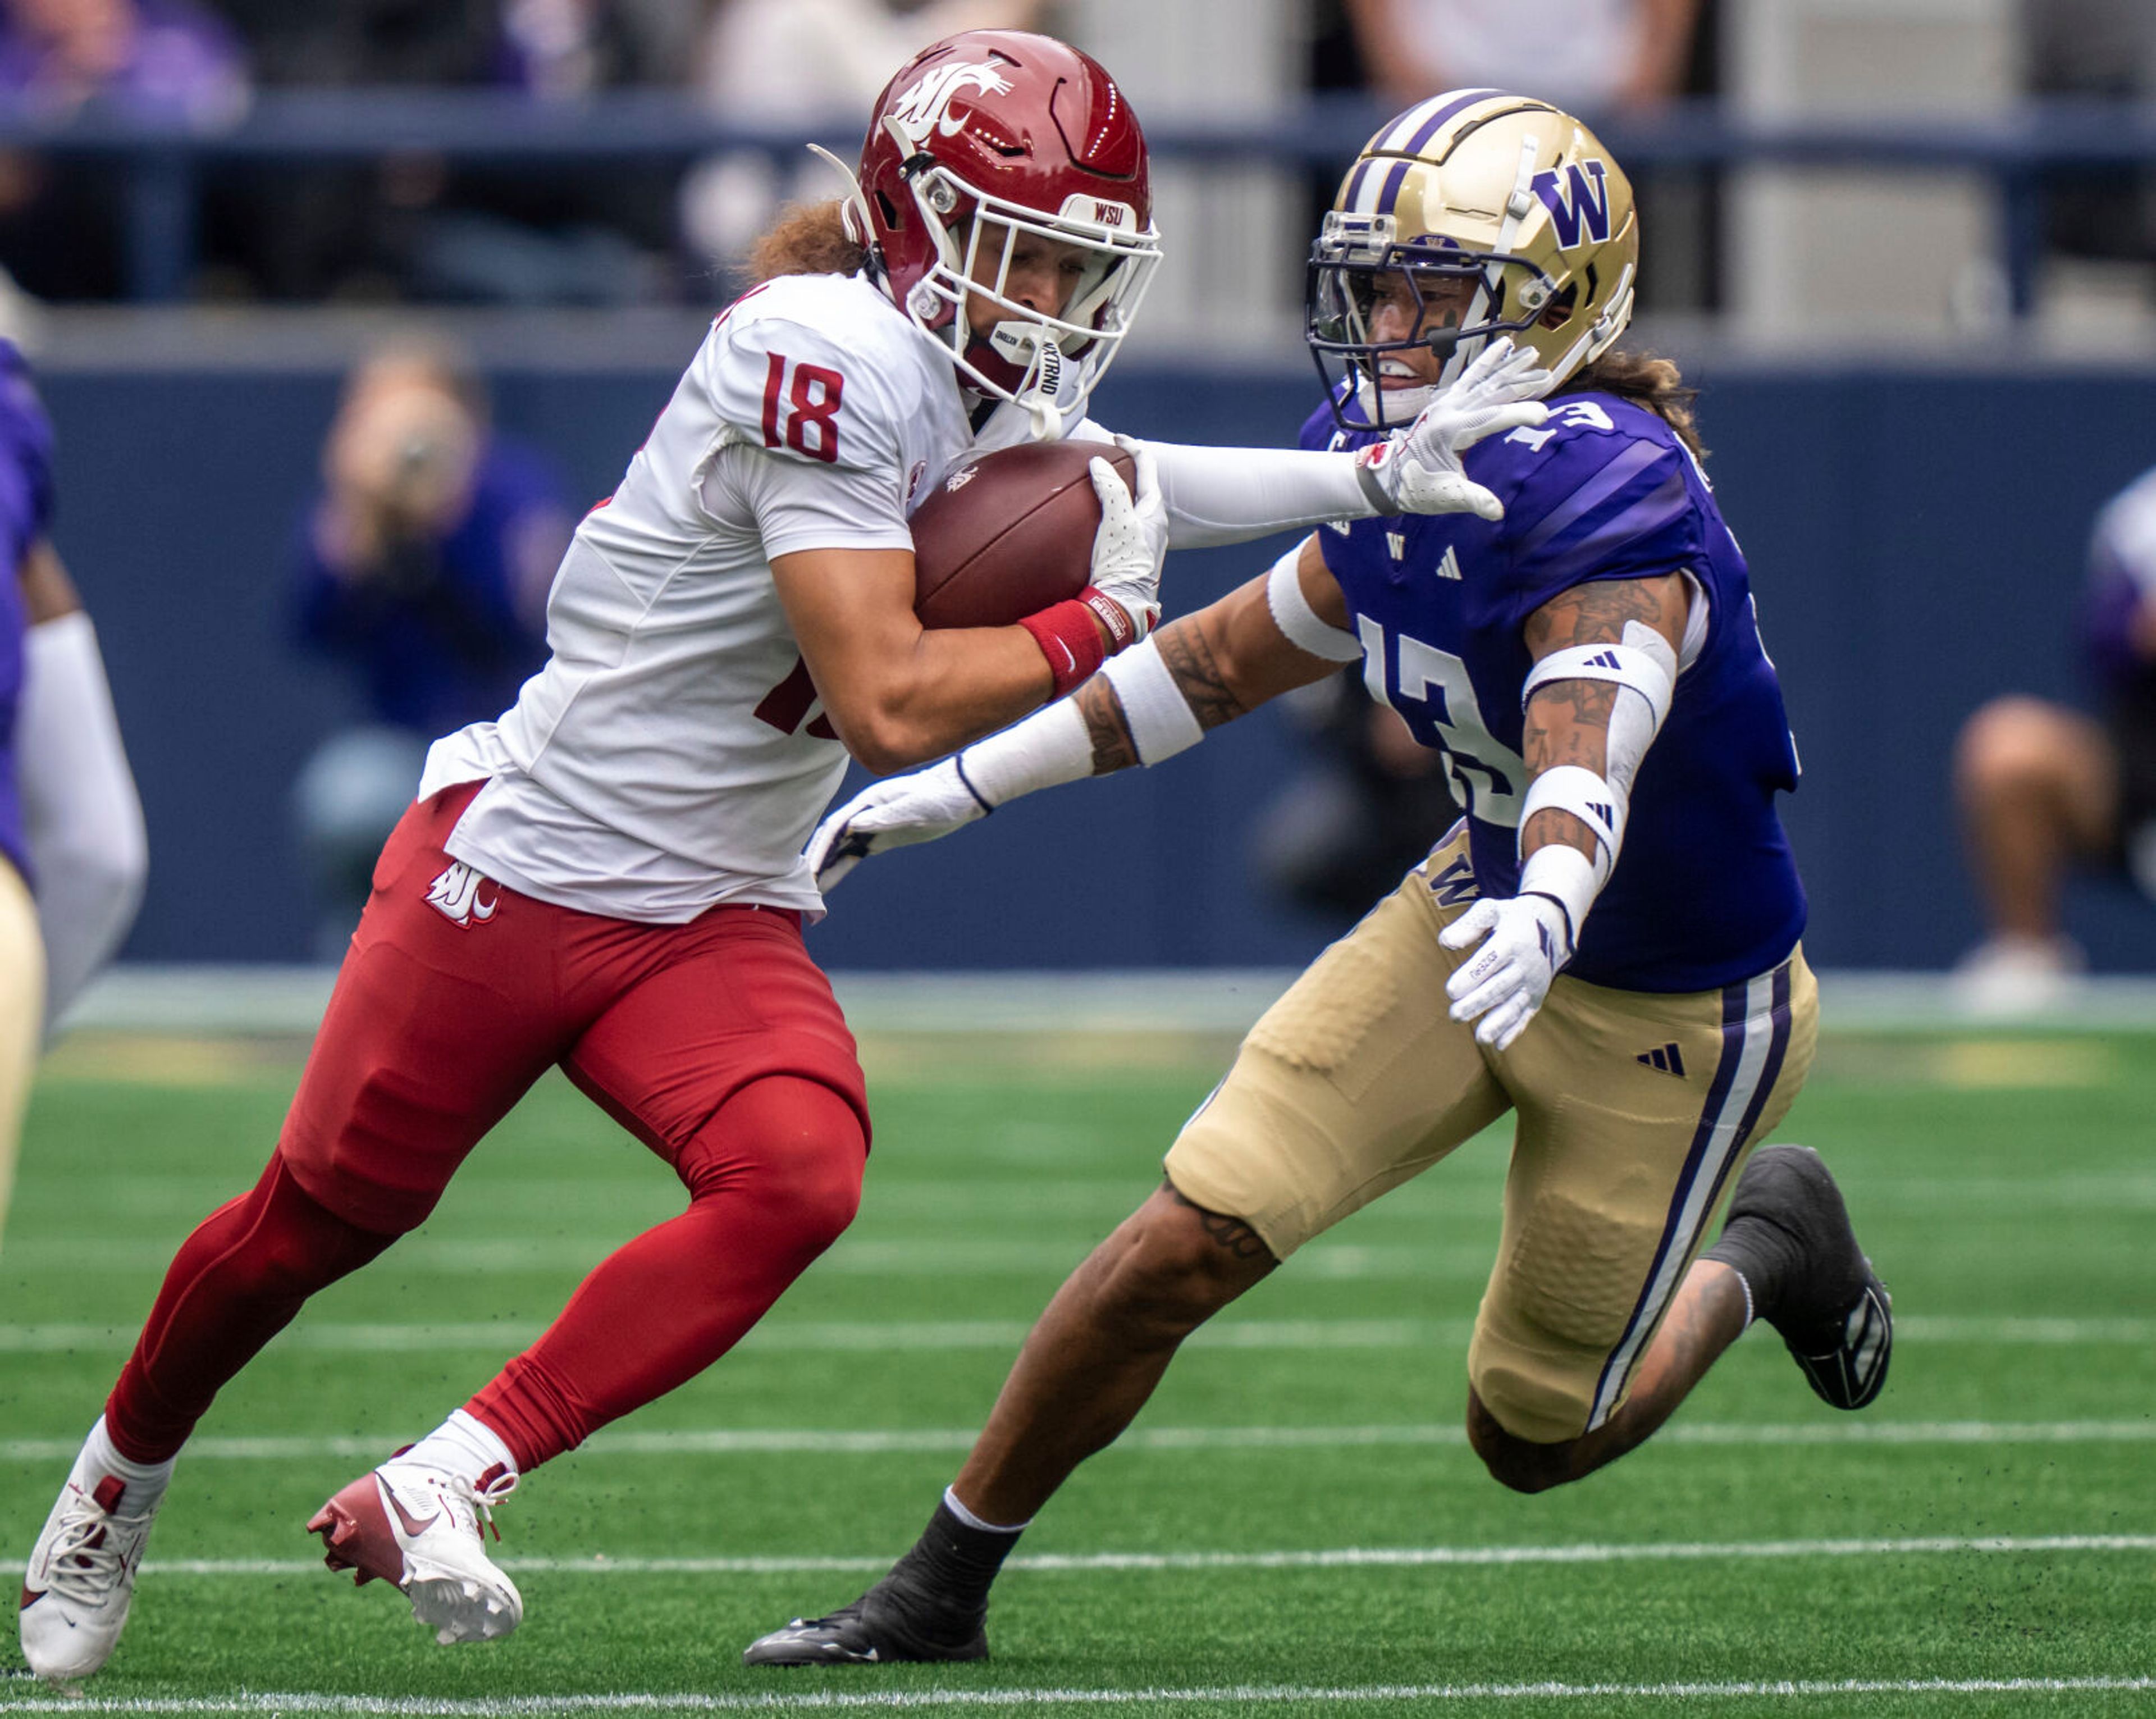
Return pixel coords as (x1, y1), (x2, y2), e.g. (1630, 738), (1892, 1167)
(888, 61), (1012, 147)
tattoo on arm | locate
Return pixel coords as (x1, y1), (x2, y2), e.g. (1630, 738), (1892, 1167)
(1074, 674), (1139, 776)
(1522, 576), (1680, 657)
(1071, 609), (1262, 779)
(1156, 616), (1247, 733)
(1518, 574), (1685, 858)
(1167, 1180), (1275, 1262)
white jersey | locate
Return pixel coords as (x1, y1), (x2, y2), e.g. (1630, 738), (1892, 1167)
(420, 270), (1106, 924)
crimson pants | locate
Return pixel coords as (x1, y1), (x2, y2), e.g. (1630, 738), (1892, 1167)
(106, 785), (870, 1470)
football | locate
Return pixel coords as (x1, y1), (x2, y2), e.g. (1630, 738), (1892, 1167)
(910, 439), (1135, 630)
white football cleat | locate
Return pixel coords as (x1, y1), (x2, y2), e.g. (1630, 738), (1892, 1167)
(20, 1454), (165, 1683)
(307, 1457), (522, 1645)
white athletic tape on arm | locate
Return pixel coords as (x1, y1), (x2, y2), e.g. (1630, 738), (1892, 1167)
(1519, 763), (1624, 888)
(1519, 632), (1675, 732)
(1266, 547), (1364, 663)
(1516, 842), (1596, 953)
(957, 697), (1093, 808)
(1520, 622), (1679, 804)
(1100, 637), (1204, 765)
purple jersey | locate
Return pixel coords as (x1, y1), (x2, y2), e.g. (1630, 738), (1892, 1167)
(1302, 387), (1806, 993)
(0, 339), (53, 885)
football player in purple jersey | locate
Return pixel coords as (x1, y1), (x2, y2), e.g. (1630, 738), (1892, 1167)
(0, 339), (147, 1247)
(745, 93), (1893, 1667)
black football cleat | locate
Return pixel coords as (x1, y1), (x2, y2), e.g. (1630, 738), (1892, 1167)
(743, 1571), (988, 1667)
(1719, 1145), (1893, 1410)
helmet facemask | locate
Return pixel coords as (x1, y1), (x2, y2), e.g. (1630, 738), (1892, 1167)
(1302, 94), (1641, 436)
(1307, 211), (1556, 434)
(887, 134), (1161, 431)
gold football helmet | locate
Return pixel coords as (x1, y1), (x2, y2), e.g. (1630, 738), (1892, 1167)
(1307, 91), (1639, 429)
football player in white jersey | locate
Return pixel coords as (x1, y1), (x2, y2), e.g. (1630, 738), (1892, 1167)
(17, 31), (1546, 1682)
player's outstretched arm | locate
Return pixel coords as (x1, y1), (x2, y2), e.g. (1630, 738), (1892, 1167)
(15, 542), (148, 1041)
(806, 536), (1356, 891)
(1441, 571), (1689, 1050)
(1134, 338), (1550, 550)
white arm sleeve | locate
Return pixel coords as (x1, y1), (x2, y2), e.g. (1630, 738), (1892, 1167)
(1141, 440), (1380, 549)
(17, 613), (147, 1039)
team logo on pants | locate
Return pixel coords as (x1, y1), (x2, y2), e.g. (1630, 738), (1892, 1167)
(425, 861), (500, 928)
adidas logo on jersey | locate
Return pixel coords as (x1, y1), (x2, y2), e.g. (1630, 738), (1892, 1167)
(1636, 1042), (1687, 1077)
(1434, 545), (1461, 580)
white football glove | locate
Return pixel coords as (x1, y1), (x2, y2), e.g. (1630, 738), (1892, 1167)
(1084, 434), (1167, 645)
(1438, 891), (1573, 1052)
(1359, 337), (1553, 521)
(804, 759), (990, 892)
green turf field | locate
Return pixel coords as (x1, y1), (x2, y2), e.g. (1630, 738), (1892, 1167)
(2, 1023), (2153, 1716)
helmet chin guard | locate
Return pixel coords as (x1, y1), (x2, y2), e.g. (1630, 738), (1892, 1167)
(849, 31), (1162, 432)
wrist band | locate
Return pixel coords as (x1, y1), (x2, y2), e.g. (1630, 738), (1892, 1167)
(1018, 598), (1109, 699)
(1079, 585), (1138, 652)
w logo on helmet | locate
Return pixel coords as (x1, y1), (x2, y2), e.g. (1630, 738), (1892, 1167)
(1532, 159), (1614, 248)
(889, 61), (1013, 146)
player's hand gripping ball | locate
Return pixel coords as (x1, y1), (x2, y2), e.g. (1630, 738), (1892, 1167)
(910, 438), (1139, 630)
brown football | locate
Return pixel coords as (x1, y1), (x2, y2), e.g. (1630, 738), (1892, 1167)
(910, 439), (1135, 630)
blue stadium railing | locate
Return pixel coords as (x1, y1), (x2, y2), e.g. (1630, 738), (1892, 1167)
(4, 91), (2156, 307)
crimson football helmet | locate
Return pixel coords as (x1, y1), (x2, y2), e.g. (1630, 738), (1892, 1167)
(832, 30), (1161, 423)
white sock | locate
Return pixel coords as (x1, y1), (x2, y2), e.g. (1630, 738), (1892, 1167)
(83, 1416), (177, 1513)
(395, 1409), (519, 1485)
(943, 1485), (1028, 1535)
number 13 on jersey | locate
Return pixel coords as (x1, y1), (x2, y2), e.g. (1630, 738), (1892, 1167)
(1355, 614), (1527, 827)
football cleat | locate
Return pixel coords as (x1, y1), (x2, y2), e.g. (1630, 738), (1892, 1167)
(1724, 1144), (1893, 1410)
(743, 1571), (988, 1667)
(307, 1457), (522, 1645)
(20, 1458), (165, 1684)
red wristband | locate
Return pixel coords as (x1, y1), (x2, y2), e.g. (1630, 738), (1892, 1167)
(1018, 598), (1109, 699)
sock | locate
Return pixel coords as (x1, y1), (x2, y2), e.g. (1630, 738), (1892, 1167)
(396, 1408), (518, 1485)
(890, 1496), (1025, 1622)
(82, 1416), (177, 1516)
(942, 1485), (1029, 1535)
(1702, 1212), (1802, 1328)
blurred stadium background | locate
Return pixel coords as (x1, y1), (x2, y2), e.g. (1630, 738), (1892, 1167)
(12, 0), (2156, 1018)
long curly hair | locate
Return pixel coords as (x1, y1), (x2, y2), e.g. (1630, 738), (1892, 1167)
(742, 199), (868, 285)
(1560, 349), (1705, 461)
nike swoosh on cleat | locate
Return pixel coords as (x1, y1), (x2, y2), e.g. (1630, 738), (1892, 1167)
(382, 1488), (440, 1542)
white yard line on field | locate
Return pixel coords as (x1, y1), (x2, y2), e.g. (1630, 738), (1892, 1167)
(4, 1419), (2155, 1467)
(3, 1675), (2155, 1712)
(125, 1533), (2156, 1581)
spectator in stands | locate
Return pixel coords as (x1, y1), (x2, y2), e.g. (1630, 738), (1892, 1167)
(198, 1), (686, 302)
(0, 0), (248, 300)
(1253, 668), (1460, 928)
(291, 338), (567, 957)
(680, 0), (1044, 271)
(1337, 0), (1703, 116)
(1953, 463), (2156, 1011)
(0, 335), (148, 1243)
